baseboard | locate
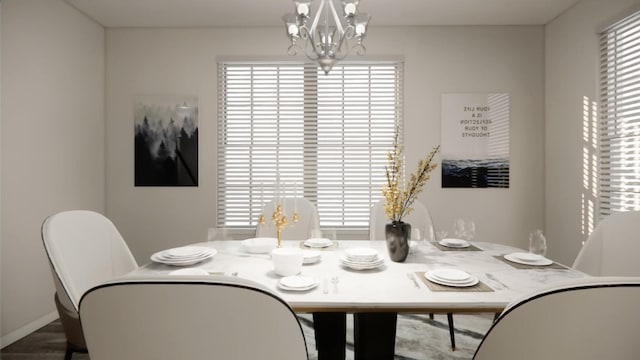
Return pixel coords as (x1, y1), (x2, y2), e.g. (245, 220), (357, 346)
(1, 311), (59, 349)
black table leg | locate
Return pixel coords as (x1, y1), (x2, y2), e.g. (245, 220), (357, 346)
(354, 312), (398, 360)
(313, 312), (347, 360)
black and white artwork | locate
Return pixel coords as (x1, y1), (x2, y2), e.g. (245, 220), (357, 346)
(134, 95), (198, 186)
(441, 93), (510, 188)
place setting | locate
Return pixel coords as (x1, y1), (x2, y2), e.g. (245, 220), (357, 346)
(432, 221), (483, 251)
(302, 237), (334, 249)
(339, 247), (385, 270)
(150, 245), (217, 266)
(498, 230), (566, 269)
(277, 274), (320, 292)
(416, 268), (493, 292)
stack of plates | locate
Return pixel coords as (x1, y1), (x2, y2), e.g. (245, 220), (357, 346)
(277, 275), (319, 291)
(425, 268), (479, 287)
(150, 246), (217, 266)
(241, 237), (277, 254)
(340, 247), (384, 270)
(303, 238), (333, 248)
(302, 250), (321, 264)
(438, 238), (470, 248)
(504, 252), (553, 266)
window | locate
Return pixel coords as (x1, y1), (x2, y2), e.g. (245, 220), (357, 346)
(599, 11), (640, 216)
(217, 61), (403, 228)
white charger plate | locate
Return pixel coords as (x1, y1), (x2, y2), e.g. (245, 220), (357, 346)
(340, 255), (385, 270)
(161, 246), (211, 258)
(304, 238), (333, 248)
(151, 248), (217, 266)
(278, 275), (319, 291)
(429, 268), (472, 282)
(504, 253), (553, 266)
(512, 252), (544, 262)
(439, 238), (470, 248)
(344, 247), (378, 261)
(425, 271), (479, 287)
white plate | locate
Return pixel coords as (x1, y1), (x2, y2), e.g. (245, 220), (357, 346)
(512, 252), (544, 262)
(241, 237), (278, 254)
(156, 247), (216, 261)
(504, 253), (553, 266)
(340, 255), (385, 270)
(151, 248), (217, 266)
(304, 238), (333, 248)
(278, 275), (319, 291)
(429, 268), (472, 282)
(168, 268), (209, 276)
(162, 246), (210, 258)
(302, 250), (321, 264)
(344, 247), (378, 261)
(425, 271), (479, 287)
(439, 238), (470, 248)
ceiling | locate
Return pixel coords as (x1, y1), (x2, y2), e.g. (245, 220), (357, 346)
(64, 0), (582, 28)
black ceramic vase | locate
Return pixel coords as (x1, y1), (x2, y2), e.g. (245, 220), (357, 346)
(385, 221), (411, 262)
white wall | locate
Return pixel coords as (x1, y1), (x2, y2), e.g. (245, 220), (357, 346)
(0, 0), (105, 345)
(106, 26), (545, 261)
(545, 0), (640, 265)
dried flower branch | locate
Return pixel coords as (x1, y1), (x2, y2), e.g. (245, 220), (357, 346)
(382, 128), (440, 222)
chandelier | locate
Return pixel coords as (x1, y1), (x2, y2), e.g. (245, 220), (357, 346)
(283, 0), (371, 74)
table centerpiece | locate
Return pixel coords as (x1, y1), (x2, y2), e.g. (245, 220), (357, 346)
(382, 128), (440, 262)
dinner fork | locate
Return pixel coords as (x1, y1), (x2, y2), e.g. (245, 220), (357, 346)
(331, 276), (339, 293)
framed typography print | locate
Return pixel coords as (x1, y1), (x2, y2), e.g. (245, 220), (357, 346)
(441, 93), (510, 188)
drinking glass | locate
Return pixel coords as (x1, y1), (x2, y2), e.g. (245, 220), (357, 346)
(529, 229), (547, 257)
(411, 228), (422, 242)
(465, 220), (476, 241)
(323, 229), (337, 241)
(453, 218), (466, 239)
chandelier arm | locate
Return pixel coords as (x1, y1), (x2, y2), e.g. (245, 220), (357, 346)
(299, 26), (321, 60)
(308, 0), (325, 39)
(327, 0), (345, 35)
(332, 41), (366, 61)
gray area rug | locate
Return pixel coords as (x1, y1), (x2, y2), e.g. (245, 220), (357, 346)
(298, 313), (494, 360)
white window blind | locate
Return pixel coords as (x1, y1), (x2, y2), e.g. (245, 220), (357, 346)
(217, 61), (403, 228)
(600, 11), (640, 216)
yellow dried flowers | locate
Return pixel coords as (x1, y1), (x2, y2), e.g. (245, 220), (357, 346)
(382, 129), (440, 222)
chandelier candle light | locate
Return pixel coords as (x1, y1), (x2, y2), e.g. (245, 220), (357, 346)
(259, 182), (299, 248)
(283, 0), (371, 74)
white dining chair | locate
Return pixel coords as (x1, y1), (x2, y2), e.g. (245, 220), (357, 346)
(41, 210), (139, 360)
(79, 275), (309, 360)
(473, 276), (640, 360)
(572, 211), (640, 276)
(256, 197), (321, 240)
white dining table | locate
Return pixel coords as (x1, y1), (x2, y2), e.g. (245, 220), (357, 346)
(132, 239), (589, 314)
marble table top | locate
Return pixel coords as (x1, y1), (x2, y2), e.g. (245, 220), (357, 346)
(131, 240), (589, 314)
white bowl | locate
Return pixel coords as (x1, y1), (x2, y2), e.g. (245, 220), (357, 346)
(271, 247), (304, 276)
(241, 237), (277, 254)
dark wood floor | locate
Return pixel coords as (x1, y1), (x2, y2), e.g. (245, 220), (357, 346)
(1, 320), (89, 360)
